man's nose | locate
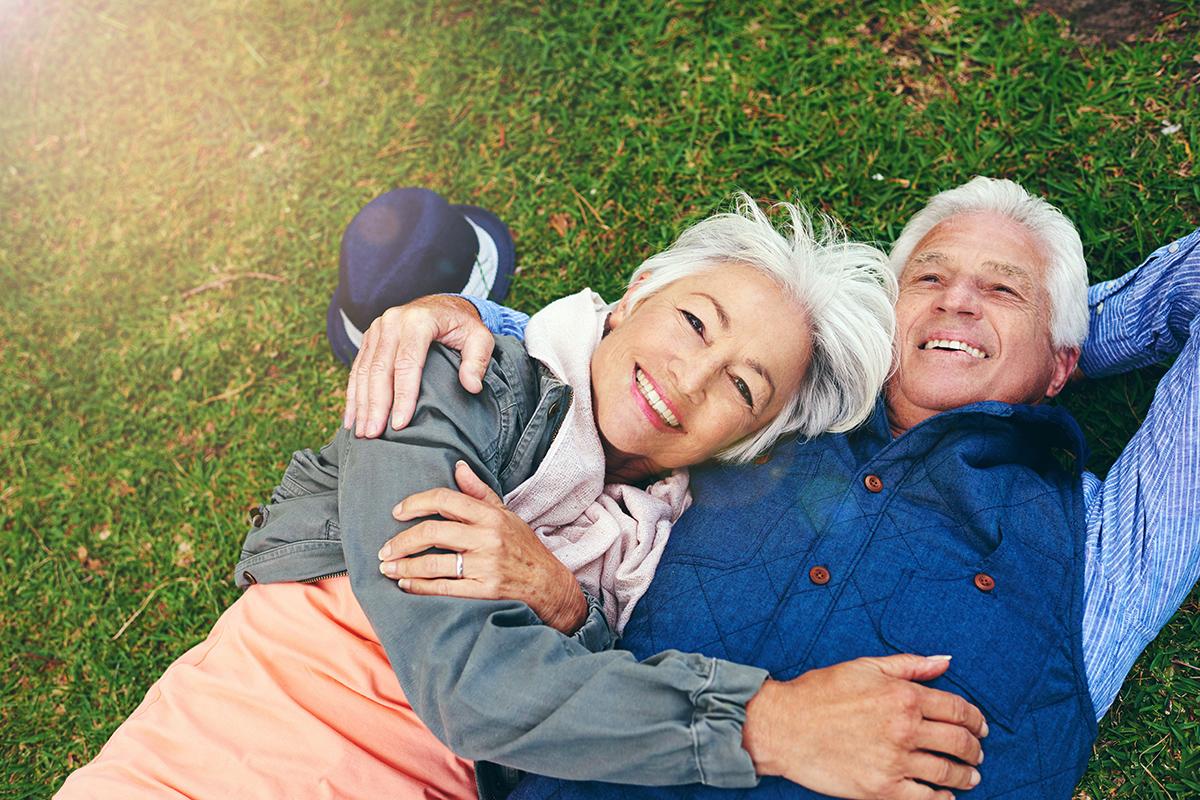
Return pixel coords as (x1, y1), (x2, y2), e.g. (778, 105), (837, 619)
(936, 281), (982, 317)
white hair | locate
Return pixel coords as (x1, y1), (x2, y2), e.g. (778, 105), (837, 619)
(623, 193), (897, 464)
(887, 176), (1089, 349)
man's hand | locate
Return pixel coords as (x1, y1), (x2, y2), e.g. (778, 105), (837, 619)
(743, 654), (987, 799)
(377, 461), (590, 634)
(343, 295), (495, 437)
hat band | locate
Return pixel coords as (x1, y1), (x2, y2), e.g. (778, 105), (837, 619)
(462, 216), (499, 298)
(340, 307), (365, 350)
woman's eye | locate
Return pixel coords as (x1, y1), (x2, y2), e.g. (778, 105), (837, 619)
(733, 376), (754, 408)
(918, 274), (940, 284)
(681, 309), (705, 336)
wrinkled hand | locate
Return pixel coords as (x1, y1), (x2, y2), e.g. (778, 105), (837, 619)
(343, 295), (495, 437)
(378, 461), (589, 634)
(742, 654), (988, 799)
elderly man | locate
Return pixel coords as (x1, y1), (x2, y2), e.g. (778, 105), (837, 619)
(342, 177), (1199, 799)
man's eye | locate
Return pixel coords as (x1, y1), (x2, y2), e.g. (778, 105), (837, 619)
(733, 376), (754, 408)
(681, 309), (705, 336)
(993, 284), (1015, 295)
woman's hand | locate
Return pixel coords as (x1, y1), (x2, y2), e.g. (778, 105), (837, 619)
(378, 461), (590, 635)
(344, 295), (495, 437)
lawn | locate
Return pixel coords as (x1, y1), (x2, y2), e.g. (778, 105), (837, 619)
(1, 0), (1198, 797)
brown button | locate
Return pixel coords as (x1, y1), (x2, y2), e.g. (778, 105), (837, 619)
(973, 572), (995, 592)
(863, 474), (884, 493)
(248, 504), (265, 528)
(809, 566), (831, 585)
(242, 571), (257, 585)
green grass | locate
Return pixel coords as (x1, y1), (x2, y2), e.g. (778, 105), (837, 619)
(1, 1), (1198, 796)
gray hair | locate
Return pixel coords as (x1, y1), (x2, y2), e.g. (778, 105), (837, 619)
(623, 193), (897, 464)
(887, 176), (1089, 349)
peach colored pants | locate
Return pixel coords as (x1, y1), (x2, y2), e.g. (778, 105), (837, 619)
(56, 577), (478, 800)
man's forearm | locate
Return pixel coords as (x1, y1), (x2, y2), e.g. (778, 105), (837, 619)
(1079, 226), (1200, 717)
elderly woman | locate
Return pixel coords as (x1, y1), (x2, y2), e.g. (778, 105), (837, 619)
(58, 195), (896, 799)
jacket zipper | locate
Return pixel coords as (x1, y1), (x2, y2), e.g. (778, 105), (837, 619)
(299, 569), (348, 584)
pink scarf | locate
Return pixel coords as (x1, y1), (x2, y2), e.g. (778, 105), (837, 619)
(503, 290), (691, 633)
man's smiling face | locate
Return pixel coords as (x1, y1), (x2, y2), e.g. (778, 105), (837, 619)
(885, 211), (1079, 433)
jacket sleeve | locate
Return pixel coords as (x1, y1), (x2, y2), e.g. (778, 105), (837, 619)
(336, 342), (766, 788)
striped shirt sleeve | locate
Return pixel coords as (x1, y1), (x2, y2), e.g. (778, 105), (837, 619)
(461, 295), (530, 340)
(1078, 227), (1200, 717)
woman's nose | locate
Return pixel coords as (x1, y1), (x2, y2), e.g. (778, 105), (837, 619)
(670, 353), (720, 402)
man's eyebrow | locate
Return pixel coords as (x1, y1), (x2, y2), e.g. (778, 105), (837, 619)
(984, 260), (1035, 288)
(693, 292), (729, 329)
(911, 251), (946, 266)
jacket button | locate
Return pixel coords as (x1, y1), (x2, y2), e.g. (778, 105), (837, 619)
(973, 572), (995, 592)
(248, 505), (265, 528)
(863, 474), (884, 493)
(809, 566), (831, 585)
(242, 571), (257, 585)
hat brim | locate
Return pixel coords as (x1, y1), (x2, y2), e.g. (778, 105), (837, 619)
(453, 203), (516, 302)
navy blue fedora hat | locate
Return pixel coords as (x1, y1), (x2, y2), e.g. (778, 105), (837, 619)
(327, 187), (516, 365)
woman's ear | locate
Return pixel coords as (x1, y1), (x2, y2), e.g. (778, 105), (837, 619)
(609, 271), (652, 330)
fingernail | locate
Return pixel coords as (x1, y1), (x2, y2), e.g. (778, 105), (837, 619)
(978, 750), (985, 764)
(379, 561), (395, 577)
(455, 460), (467, 469)
(397, 579), (410, 591)
(378, 543), (392, 560)
(970, 769), (981, 786)
(926, 654), (953, 662)
(980, 720), (989, 738)
(343, 410), (353, 428)
(392, 502), (403, 518)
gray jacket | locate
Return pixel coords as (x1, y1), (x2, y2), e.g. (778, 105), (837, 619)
(234, 335), (767, 791)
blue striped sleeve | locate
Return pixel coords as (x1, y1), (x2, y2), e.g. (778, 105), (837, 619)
(1079, 227), (1200, 717)
(460, 295), (530, 340)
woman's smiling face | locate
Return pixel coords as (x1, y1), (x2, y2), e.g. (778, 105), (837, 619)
(590, 262), (813, 478)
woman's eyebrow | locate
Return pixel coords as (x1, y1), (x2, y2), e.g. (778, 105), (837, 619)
(692, 292), (730, 329)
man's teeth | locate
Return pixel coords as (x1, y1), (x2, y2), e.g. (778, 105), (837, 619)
(921, 339), (987, 359)
(635, 369), (680, 428)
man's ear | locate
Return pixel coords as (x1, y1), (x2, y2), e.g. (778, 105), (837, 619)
(608, 270), (653, 330)
(1044, 346), (1081, 400)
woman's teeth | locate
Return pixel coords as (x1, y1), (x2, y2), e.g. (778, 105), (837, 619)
(921, 339), (987, 359)
(636, 369), (680, 428)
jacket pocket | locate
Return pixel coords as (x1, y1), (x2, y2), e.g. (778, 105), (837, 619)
(240, 489), (340, 560)
(879, 568), (1054, 731)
